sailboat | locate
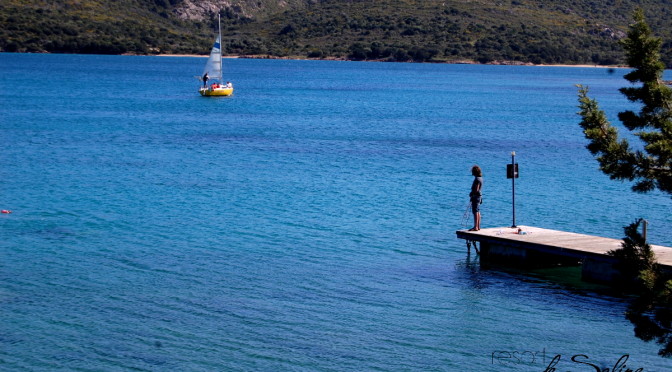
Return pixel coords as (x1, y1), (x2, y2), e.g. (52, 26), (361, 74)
(199, 14), (233, 97)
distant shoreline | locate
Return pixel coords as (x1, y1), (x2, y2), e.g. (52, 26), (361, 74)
(0, 51), (630, 68)
(155, 53), (628, 68)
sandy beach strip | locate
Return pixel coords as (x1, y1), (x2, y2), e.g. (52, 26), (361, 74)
(155, 53), (629, 68)
(157, 54), (240, 58)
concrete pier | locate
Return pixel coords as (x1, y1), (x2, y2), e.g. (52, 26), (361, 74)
(456, 226), (672, 283)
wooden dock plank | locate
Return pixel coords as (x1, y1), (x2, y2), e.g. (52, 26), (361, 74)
(456, 225), (672, 268)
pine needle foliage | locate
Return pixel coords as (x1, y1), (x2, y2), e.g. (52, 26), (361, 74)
(609, 219), (672, 357)
(608, 219), (657, 291)
(578, 10), (672, 358)
(577, 9), (672, 196)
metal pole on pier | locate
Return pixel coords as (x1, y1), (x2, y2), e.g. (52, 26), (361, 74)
(507, 151), (519, 228)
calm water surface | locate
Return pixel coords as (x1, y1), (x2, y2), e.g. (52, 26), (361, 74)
(1, 53), (671, 371)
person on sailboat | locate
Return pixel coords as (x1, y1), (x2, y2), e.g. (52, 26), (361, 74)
(202, 72), (209, 87)
(225, 81), (233, 88)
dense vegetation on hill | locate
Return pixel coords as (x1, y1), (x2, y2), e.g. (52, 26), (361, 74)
(1, 0), (671, 67)
(0, 0), (214, 55)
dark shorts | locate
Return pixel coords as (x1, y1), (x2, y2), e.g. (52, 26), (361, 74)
(471, 197), (481, 213)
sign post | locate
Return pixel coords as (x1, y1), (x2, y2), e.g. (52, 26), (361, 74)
(506, 151), (519, 228)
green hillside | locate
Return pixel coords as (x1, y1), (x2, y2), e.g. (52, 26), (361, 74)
(1, 0), (671, 67)
(0, 0), (213, 54)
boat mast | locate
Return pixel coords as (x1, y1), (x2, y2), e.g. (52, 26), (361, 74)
(218, 13), (222, 82)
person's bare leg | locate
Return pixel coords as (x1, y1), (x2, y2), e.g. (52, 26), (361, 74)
(469, 210), (479, 231)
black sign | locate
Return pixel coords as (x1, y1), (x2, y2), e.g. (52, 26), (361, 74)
(507, 163), (519, 179)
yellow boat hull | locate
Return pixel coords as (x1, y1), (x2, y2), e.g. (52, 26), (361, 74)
(199, 86), (233, 96)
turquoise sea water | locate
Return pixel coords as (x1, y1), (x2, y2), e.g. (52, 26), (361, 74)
(1, 53), (671, 371)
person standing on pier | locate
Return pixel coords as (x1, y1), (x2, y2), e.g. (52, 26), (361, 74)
(469, 165), (483, 231)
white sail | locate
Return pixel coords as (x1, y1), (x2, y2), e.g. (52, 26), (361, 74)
(198, 13), (233, 96)
(202, 34), (222, 81)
